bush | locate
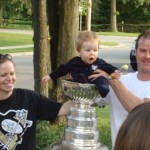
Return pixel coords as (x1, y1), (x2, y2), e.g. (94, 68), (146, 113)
(92, 23), (150, 33)
(2, 19), (32, 29)
(36, 121), (65, 150)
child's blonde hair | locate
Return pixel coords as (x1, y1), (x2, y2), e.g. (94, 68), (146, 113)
(75, 30), (100, 52)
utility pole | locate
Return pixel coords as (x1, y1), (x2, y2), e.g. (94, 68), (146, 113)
(79, 6), (82, 31)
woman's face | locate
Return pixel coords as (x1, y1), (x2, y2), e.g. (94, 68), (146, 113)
(0, 61), (16, 95)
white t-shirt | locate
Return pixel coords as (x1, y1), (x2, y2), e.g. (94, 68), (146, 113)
(96, 72), (150, 149)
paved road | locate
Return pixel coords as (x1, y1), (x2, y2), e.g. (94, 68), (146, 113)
(13, 54), (34, 90)
(98, 35), (136, 72)
(0, 29), (34, 89)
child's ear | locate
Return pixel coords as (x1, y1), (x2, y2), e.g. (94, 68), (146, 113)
(76, 48), (80, 53)
(76, 49), (80, 55)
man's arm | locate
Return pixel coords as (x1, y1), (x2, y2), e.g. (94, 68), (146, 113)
(58, 100), (74, 116)
(109, 79), (150, 112)
(88, 69), (150, 112)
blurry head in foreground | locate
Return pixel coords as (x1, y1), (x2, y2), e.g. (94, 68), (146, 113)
(115, 102), (150, 150)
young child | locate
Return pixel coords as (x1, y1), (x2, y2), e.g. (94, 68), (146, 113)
(42, 30), (118, 98)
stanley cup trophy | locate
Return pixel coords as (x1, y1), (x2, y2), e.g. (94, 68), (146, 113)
(50, 65), (129, 150)
(57, 79), (108, 150)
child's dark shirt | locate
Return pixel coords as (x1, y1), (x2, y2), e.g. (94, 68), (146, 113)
(50, 56), (118, 83)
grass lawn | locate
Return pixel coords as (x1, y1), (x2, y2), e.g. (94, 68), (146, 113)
(101, 41), (118, 46)
(0, 32), (33, 53)
(0, 32), (33, 46)
(0, 32), (117, 53)
(0, 47), (33, 54)
(0, 31), (139, 54)
(97, 106), (112, 149)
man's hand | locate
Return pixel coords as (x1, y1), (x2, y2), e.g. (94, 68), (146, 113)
(88, 69), (109, 81)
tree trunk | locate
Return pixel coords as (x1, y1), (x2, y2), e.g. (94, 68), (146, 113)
(0, 0), (6, 27)
(47, 0), (59, 71)
(110, 0), (118, 32)
(46, 0), (59, 98)
(58, 0), (79, 64)
(53, 0), (79, 103)
(86, 0), (92, 31)
(32, 0), (49, 96)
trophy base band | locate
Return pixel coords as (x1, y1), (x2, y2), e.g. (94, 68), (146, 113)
(50, 141), (108, 150)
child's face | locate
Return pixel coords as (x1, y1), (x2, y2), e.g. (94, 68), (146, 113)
(79, 40), (99, 64)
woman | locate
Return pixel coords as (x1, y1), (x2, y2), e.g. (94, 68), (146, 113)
(0, 54), (73, 150)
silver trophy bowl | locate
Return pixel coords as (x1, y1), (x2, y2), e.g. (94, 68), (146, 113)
(61, 79), (100, 108)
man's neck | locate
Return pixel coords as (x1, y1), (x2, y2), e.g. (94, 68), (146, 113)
(137, 72), (150, 81)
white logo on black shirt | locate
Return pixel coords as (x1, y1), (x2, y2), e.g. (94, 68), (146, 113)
(0, 109), (32, 150)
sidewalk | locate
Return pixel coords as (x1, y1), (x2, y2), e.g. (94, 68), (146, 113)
(0, 45), (33, 50)
(0, 28), (33, 35)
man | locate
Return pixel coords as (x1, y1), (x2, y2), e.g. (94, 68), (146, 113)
(89, 30), (150, 149)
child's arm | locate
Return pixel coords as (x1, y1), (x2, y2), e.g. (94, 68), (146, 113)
(89, 65), (128, 81)
(42, 57), (77, 83)
(98, 58), (118, 75)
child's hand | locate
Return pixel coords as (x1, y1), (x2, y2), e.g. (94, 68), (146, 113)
(108, 65), (128, 80)
(42, 75), (51, 83)
(108, 70), (121, 80)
